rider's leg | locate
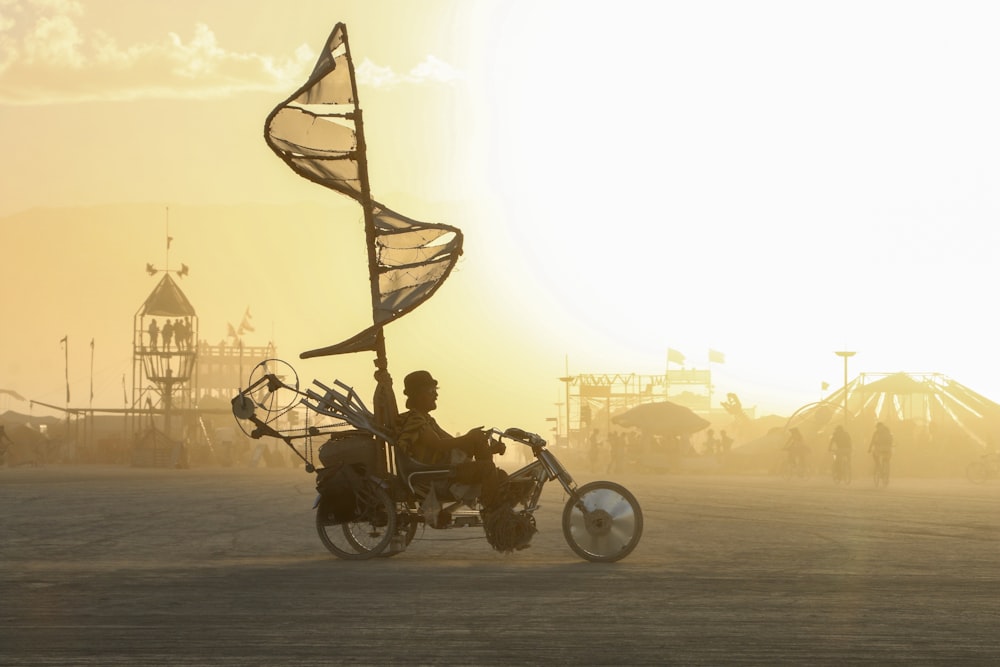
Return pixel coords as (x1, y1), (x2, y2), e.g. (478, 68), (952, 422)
(453, 460), (505, 510)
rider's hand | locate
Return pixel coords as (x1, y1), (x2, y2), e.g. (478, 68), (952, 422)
(464, 426), (488, 444)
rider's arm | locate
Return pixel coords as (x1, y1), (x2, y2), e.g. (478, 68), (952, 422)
(397, 413), (482, 459)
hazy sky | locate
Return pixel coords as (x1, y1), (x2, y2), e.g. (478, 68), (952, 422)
(3, 0), (1000, 438)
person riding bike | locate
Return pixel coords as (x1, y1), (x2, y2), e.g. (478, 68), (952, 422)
(783, 427), (809, 476)
(828, 424), (852, 481)
(393, 370), (507, 514)
(869, 421), (893, 480)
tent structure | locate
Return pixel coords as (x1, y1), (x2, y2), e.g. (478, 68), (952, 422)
(772, 372), (1000, 476)
(800, 372), (1000, 445)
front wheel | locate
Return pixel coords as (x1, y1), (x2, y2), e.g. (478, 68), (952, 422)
(562, 481), (643, 563)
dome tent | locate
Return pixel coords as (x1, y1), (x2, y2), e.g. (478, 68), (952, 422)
(785, 372), (1000, 476)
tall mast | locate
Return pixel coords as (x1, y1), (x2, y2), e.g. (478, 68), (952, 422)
(340, 26), (394, 426)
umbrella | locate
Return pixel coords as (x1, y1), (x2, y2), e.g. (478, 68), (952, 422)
(611, 401), (710, 437)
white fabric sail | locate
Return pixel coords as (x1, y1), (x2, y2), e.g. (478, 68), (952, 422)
(264, 23), (464, 359)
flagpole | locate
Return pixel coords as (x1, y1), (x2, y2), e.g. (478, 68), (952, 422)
(61, 335), (69, 409)
(707, 355), (713, 419)
(89, 338), (95, 411)
(341, 24), (397, 435)
(664, 351), (669, 399)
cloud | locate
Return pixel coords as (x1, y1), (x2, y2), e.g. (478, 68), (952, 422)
(0, 2), (314, 104)
(355, 54), (463, 89)
(0, 2), (463, 105)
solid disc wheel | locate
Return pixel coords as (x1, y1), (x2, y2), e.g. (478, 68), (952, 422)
(966, 461), (988, 484)
(562, 481), (643, 563)
(316, 481), (396, 560)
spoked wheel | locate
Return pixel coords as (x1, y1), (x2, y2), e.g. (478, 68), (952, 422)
(562, 481), (643, 563)
(966, 461), (989, 484)
(316, 479), (396, 560)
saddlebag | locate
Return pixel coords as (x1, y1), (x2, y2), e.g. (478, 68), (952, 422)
(315, 431), (381, 524)
(315, 465), (362, 524)
(318, 430), (380, 474)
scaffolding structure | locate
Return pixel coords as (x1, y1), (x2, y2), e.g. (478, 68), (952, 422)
(558, 368), (714, 445)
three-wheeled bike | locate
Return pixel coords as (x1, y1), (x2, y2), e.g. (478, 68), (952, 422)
(232, 360), (643, 562)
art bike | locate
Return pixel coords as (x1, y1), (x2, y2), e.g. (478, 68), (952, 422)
(231, 23), (643, 562)
(232, 360), (643, 562)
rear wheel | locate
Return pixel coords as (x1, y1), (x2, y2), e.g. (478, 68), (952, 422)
(562, 481), (643, 563)
(316, 479), (396, 560)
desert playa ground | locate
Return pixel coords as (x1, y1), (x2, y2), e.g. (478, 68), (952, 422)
(2, 464), (998, 665)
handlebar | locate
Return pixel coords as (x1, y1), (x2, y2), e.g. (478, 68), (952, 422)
(491, 427), (546, 448)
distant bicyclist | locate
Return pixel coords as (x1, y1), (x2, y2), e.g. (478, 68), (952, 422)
(868, 422), (893, 468)
(828, 424), (852, 479)
(784, 427), (808, 475)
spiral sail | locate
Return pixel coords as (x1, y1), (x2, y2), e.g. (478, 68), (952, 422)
(264, 23), (464, 360)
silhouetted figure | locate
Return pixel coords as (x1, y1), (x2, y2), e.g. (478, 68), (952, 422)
(147, 318), (159, 351)
(719, 430), (734, 455)
(703, 429), (720, 456)
(394, 370), (506, 513)
(608, 431), (626, 474)
(588, 429), (602, 472)
(829, 424), (852, 481)
(161, 319), (174, 350)
(869, 422), (893, 464)
(173, 319), (186, 350)
(784, 427), (808, 475)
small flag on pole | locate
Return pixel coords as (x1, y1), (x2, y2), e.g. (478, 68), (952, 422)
(667, 348), (685, 365)
(709, 349), (725, 364)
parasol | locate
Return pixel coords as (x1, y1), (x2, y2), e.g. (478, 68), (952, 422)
(611, 401), (710, 437)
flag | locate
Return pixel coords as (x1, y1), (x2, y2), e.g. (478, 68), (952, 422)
(239, 315), (255, 333)
(667, 348), (685, 365)
(709, 349), (725, 364)
(821, 382), (830, 391)
(167, 236), (173, 249)
(227, 322), (239, 338)
(244, 306), (253, 320)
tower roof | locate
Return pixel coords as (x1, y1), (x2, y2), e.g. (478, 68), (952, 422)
(139, 274), (195, 317)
